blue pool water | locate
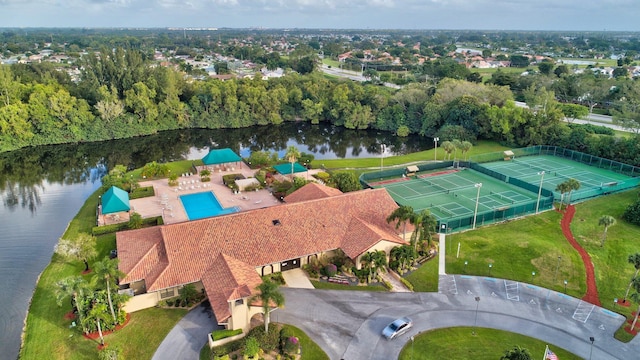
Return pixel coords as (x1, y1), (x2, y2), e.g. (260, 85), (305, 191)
(179, 192), (238, 220)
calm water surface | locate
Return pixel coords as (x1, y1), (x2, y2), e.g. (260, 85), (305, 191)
(0, 123), (430, 358)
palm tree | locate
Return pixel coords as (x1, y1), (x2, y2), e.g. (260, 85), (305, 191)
(441, 141), (455, 160)
(94, 257), (124, 325)
(460, 141), (473, 160)
(371, 250), (388, 279)
(623, 253), (640, 303)
(284, 145), (301, 180)
(500, 345), (532, 360)
(565, 178), (581, 205)
(628, 277), (640, 332)
(88, 302), (110, 346)
(360, 252), (374, 283)
(410, 210), (438, 253)
(555, 181), (571, 209)
(598, 215), (616, 247)
(387, 205), (414, 242)
(55, 276), (91, 334)
(452, 139), (462, 160)
(252, 279), (285, 332)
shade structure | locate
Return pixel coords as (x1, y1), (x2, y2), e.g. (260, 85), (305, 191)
(273, 162), (307, 175)
(102, 186), (130, 214)
(202, 148), (242, 166)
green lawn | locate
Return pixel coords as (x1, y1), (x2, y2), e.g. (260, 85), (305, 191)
(398, 327), (580, 360)
(312, 140), (508, 170)
(310, 280), (387, 291)
(20, 189), (188, 360)
(322, 58), (341, 68)
(404, 254), (440, 292)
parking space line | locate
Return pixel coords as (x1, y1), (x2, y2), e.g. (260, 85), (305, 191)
(504, 280), (520, 301)
(572, 301), (595, 323)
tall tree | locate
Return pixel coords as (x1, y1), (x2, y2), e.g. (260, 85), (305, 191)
(387, 205), (415, 242)
(252, 279), (285, 332)
(565, 178), (581, 205)
(628, 277), (640, 332)
(598, 215), (616, 247)
(88, 301), (110, 346)
(410, 210), (438, 253)
(555, 181), (571, 209)
(623, 253), (640, 303)
(284, 145), (301, 181)
(55, 276), (91, 334)
(93, 257), (124, 325)
(441, 140), (455, 160)
(55, 233), (98, 273)
(460, 141), (473, 160)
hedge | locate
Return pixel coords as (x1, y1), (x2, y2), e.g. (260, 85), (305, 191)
(211, 328), (243, 341)
(92, 216), (163, 235)
(129, 186), (155, 199)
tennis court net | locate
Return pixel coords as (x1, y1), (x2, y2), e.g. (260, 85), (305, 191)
(513, 158), (548, 174)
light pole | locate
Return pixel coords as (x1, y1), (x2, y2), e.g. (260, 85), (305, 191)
(536, 171), (545, 214)
(434, 137), (440, 162)
(564, 279), (568, 293)
(554, 256), (562, 283)
(532, 271), (536, 283)
(380, 143), (387, 179)
(589, 336), (595, 360)
(473, 183), (483, 229)
(488, 263), (493, 276)
(464, 261), (468, 273)
(473, 296), (480, 335)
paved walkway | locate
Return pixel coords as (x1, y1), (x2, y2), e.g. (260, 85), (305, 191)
(282, 268), (314, 289)
(152, 303), (221, 360)
(380, 270), (412, 292)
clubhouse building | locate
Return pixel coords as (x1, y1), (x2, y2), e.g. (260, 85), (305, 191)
(116, 183), (407, 332)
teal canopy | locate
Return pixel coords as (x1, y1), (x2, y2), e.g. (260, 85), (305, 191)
(273, 162), (307, 175)
(202, 148), (242, 165)
(101, 186), (130, 214)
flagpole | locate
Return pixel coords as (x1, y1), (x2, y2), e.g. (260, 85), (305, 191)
(543, 345), (548, 360)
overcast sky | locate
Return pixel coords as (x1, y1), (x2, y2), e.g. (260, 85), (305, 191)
(0, 0), (637, 31)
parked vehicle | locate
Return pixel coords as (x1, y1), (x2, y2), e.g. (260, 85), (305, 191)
(382, 317), (413, 340)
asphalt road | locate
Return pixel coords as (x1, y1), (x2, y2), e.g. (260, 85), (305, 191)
(277, 276), (639, 360)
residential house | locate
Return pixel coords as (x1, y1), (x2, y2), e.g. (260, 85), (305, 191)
(116, 184), (407, 332)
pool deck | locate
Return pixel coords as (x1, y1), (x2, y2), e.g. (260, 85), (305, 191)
(104, 162), (321, 225)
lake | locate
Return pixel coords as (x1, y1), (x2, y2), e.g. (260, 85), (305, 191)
(0, 123), (431, 358)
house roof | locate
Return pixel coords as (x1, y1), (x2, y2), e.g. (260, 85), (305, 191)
(202, 148), (242, 165)
(117, 185), (405, 298)
(273, 162), (307, 175)
(283, 182), (343, 203)
(101, 186), (130, 214)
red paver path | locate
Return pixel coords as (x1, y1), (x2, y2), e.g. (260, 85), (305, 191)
(560, 205), (601, 306)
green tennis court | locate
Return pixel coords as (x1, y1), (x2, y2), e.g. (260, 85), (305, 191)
(479, 154), (639, 202)
(372, 168), (544, 227)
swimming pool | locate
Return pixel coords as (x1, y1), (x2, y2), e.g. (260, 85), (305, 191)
(179, 192), (238, 220)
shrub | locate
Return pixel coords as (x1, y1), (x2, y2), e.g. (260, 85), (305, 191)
(248, 325), (280, 352)
(283, 336), (299, 354)
(128, 212), (143, 229)
(313, 171), (330, 182)
(129, 186), (155, 199)
(243, 337), (260, 358)
(323, 264), (337, 277)
(211, 337), (243, 357)
(302, 264), (319, 278)
(623, 199), (640, 226)
(400, 277), (414, 291)
(211, 328), (243, 341)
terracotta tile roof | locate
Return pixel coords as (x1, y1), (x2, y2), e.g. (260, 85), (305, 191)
(340, 217), (405, 259)
(283, 182), (343, 203)
(201, 254), (262, 322)
(116, 184), (405, 301)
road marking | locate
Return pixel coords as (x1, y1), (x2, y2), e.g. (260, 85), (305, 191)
(572, 301), (595, 323)
(504, 280), (520, 301)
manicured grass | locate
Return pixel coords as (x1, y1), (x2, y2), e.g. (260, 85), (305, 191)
(404, 254), (440, 292)
(322, 58), (341, 68)
(470, 67), (526, 82)
(312, 140), (508, 170)
(569, 191), (640, 341)
(445, 210), (587, 296)
(310, 280), (387, 291)
(20, 190), (187, 360)
(398, 327), (580, 360)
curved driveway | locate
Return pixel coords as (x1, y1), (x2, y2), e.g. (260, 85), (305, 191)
(276, 275), (639, 360)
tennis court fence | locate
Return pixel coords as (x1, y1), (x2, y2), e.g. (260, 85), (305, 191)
(359, 161), (454, 188)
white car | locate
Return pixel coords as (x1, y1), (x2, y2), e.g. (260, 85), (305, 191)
(382, 317), (413, 340)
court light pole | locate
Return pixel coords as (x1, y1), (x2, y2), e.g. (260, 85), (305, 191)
(410, 336), (415, 360)
(473, 296), (480, 335)
(380, 143), (386, 179)
(434, 137), (440, 162)
(589, 336), (595, 360)
(536, 171), (545, 214)
(472, 183), (483, 229)
(532, 271), (536, 283)
(564, 279), (568, 293)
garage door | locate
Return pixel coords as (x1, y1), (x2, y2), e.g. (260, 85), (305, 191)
(280, 258), (301, 271)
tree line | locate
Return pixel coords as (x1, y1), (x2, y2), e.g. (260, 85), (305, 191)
(2, 47), (640, 167)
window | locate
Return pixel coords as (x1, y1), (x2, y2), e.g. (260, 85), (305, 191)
(160, 288), (175, 299)
(235, 299), (244, 305)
